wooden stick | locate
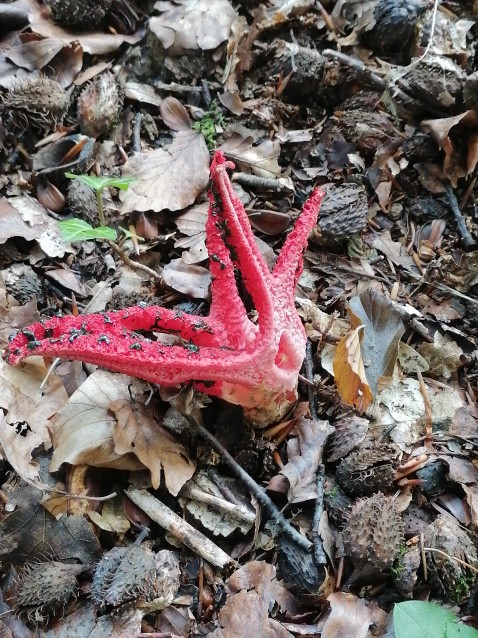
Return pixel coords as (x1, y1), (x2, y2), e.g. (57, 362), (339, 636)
(125, 488), (234, 569)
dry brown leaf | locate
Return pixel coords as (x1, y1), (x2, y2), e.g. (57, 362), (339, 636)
(418, 332), (464, 379)
(111, 398), (195, 494)
(28, 3), (142, 55)
(0, 358), (68, 481)
(0, 482), (101, 564)
(50, 371), (148, 472)
(333, 324), (373, 414)
(123, 80), (163, 106)
(88, 494), (131, 534)
(422, 110), (478, 187)
(120, 131), (209, 214)
(5, 37), (64, 70)
(45, 268), (87, 297)
(272, 414), (333, 503)
(219, 133), (281, 177)
(150, 0), (237, 56)
(368, 230), (418, 273)
(162, 258), (211, 298)
(322, 592), (372, 638)
(0, 195), (72, 257)
(0, 286), (39, 345)
(209, 561), (294, 638)
(296, 297), (349, 342)
(0, 196), (41, 244)
(174, 202), (208, 264)
(160, 96), (192, 131)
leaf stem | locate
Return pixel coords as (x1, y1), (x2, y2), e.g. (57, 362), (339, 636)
(96, 187), (106, 227)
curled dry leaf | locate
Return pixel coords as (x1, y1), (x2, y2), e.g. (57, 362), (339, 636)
(50, 371), (148, 472)
(322, 592), (372, 638)
(348, 288), (405, 394)
(272, 413), (333, 503)
(219, 134), (282, 178)
(422, 110), (478, 187)
(333, 324), (373, 414)
(162, 258), (211, 299)
(174, 202), (208, 264)
(110, 398), (195, 494)
(0, 196), (72, 258)
(160, 96), (192, 131)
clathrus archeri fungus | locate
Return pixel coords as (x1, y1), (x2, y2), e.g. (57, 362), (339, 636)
(4, 152), (324, 425)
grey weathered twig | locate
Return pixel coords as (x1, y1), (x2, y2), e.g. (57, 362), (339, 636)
(446, 186), (478, 251)
(184, 412), (312, 552)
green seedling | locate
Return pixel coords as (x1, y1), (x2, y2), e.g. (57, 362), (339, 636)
(58, 218), (117, 242)
(59, 173), (135, 242)
(192, 101), (227, 149)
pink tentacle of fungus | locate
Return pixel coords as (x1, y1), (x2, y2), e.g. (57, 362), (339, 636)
(3, 151), (324, 426)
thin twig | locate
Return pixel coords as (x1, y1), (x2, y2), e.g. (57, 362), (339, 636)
(305, 341), (317, 419)
(423, 547), (478, 575)
(417, 371), (433, 447)
(184, 413), (312, 552)
(133, 112), (143, 154)
(321, 49), (386, 91)
(107, 240), (162, 282)
(312, 465), (327, 566)
(400, 0), (440, 72)
(446, 185), (478, 251)
(47, 489), (117, 502)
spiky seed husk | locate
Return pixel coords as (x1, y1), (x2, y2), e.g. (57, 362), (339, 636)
(336, 445), (398, 497)
(67, 178), (99, 224)
(45, 0), (112, 28)
(92, 546), (179, 609)
(3, 77), (69, 130)
(77, 72), (123, 138)
(311, 183), (368, 244)
(423, 515), (478, 602)
(343, 493), (403, 571)
(15, 561), (84, 622)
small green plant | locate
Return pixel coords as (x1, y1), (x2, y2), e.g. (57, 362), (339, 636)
(394, 601), (478, 638)
(192, 101), (226, 149)
(390, 543), (408, 579)
(59, 173), (135, 243)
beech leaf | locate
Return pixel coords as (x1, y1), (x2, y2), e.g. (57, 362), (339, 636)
(120, 131), (209, 214)
(348, 288), (405, 394)
(111, 398), (195, 494)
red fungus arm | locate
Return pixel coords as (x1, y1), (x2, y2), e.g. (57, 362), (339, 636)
(4, 151), (323, 425)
